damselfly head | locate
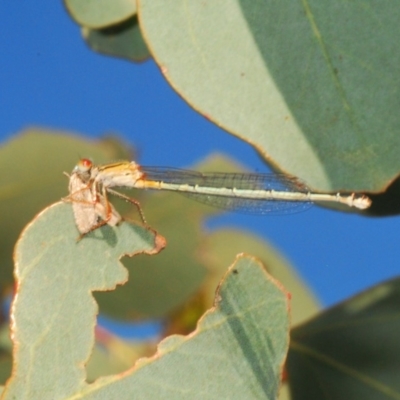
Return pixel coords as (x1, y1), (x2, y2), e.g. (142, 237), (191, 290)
(74, 158), (93, 173)
(72, 158), (94, 182)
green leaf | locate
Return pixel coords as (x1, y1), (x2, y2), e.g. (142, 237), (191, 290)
(287, 278), (400, 400)
(138, 1), (400, 192)
(0, 128), (131, 288)
(4, 206), (289, 398)
(3, 202), (164, 399)
(64, 0), (136, 29)
(83, 16), (151, 62)
(87, 256), (290, 399)
(200, 229), (319, 326)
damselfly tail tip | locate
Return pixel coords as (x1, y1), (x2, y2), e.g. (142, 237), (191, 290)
(351, 194), (372, 210)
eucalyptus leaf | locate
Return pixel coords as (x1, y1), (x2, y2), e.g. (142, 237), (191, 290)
(3, 206), (290, 399)
(288, 277), (400, 400)
(2, 202), (164, 399)
(84, 256), (290, 399)
(83, 16), (150, 62)
(65, 0), (136, 29)
(138, 1), (400, 193)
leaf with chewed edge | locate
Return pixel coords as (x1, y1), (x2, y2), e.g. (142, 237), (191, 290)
(76, 255), (290, 399)
(0, 127), (132, 289)
(1, 202), (165, 400)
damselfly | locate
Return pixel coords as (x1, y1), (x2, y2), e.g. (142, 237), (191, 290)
(65, 158), (371, 235)
(63, 162), (121, 235)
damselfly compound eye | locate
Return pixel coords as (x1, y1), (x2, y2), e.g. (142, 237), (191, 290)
(77, 158), (93, 172)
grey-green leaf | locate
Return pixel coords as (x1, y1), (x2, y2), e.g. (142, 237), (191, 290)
(4, 223), (290, 399)
(81, 255), (290, 399)
(288, 277), (400, 400)
(65, 0), (136, 29)
(138, 1), (400, 192)
(83, 16), (150, 62)
(2, 202), (164, 399)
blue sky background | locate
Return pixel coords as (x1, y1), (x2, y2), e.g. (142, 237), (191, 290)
(1, 2), (398, 310)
